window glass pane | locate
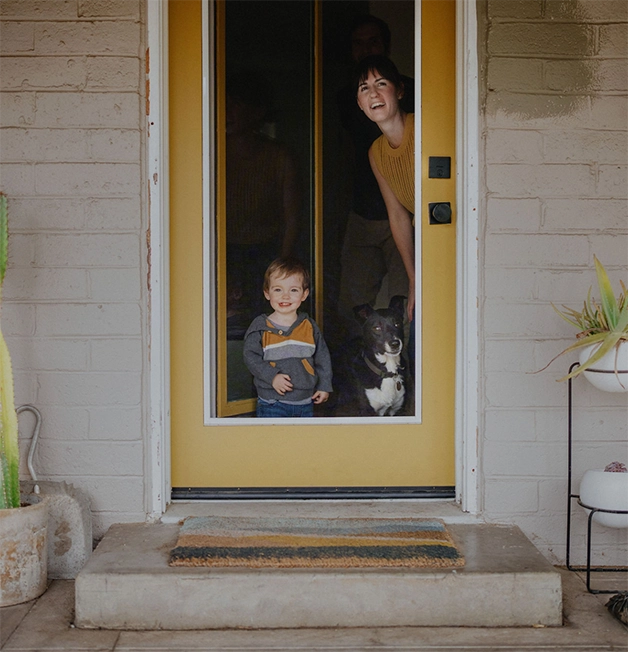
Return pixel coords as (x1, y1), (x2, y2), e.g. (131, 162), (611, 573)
(223, 1), (315, 406)
(216, 0), (417, 419)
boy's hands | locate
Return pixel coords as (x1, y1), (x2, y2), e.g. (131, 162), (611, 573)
(272, 373), (293, 395)
(271, 375), (329, 404)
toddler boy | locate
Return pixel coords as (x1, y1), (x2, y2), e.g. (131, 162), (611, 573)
(243, 257), (332, 418)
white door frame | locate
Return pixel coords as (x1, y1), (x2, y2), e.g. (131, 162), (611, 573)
(145, 0), (480, 519)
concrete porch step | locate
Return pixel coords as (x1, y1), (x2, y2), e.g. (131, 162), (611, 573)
(75, 519), (562, 630)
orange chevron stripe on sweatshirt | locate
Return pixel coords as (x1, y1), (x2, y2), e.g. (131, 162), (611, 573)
(261, 319), (316, 361)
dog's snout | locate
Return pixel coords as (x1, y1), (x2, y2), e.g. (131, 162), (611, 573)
(387, 338), (402, 353)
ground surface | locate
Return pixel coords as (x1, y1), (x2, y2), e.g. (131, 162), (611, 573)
(1, 570), (626, 651)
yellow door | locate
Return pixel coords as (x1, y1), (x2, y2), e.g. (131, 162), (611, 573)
(170, 0), (456, 494)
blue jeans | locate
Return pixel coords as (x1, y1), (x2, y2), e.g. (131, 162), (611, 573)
(256, 399), (314, 418)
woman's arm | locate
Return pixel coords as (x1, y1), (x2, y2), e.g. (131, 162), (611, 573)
(368, 148), (415, 320)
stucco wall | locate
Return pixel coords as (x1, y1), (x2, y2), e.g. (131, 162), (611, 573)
(0, 0), (146, 538)
(480, 0), (628, 564)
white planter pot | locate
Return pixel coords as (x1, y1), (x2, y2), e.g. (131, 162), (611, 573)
(579, 341), (628, 393)
(579, 469), (628, 529)
(0, 494), (49, 606)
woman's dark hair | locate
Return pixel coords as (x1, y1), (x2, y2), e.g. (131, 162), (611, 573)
(353, 54), (403, 96)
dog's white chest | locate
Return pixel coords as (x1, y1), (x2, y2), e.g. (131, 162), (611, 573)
(364, 355), (405, 416)
(365, 378), (405, 416)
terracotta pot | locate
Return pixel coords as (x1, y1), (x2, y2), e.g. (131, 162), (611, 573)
(0, 494), (49, 606)
(579, 341), (628, 393)
(579, 469), (628, 529)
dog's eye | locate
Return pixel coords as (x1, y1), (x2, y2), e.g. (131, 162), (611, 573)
(373, 325), (382, 332)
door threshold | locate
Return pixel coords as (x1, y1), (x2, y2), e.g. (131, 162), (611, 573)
(171, 486), (455, 501)
(161, 497), (482, 524)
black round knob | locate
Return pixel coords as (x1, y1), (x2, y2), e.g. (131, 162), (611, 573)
(431, 203), (452, 224)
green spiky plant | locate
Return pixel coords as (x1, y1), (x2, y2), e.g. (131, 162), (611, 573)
(0, 192), (20, 509)
(539, 255), (628, 383)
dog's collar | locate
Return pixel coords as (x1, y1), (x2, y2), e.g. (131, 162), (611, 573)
(362, 352), (401, 379)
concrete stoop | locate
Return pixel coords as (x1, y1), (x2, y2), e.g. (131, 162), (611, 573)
(75, 520), (562, 630)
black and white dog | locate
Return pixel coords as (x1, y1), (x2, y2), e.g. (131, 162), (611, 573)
(334, 295), (410, 417)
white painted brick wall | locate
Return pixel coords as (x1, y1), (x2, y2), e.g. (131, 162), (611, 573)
(0, 0), (144, 539)
(482, 0), (628, 565)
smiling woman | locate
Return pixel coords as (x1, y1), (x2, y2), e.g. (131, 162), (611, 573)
(355, 55), (416, 326)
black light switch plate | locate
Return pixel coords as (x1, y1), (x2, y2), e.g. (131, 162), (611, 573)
(428, 156), (451, 179)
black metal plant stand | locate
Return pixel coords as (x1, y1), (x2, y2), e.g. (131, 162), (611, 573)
(565, 361), (628, 594)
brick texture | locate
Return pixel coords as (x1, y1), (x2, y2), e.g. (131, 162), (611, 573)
(482, 0), (628, 564)
(0, 0), (145, 537)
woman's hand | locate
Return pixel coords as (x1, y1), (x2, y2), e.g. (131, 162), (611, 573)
(312, 391), (329, 404)
(406, 278), (415, 321)
(272, 373), (293, 395)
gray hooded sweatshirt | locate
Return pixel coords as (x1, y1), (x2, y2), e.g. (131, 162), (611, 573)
(243, 313), (333, 402)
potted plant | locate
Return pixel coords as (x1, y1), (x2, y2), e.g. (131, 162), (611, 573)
(0, 192), (49, 607)
(579, 462), (628, 529)
(539, 256), (628, 392)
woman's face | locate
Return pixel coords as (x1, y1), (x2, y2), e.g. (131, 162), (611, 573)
(356, 70), (403, 124)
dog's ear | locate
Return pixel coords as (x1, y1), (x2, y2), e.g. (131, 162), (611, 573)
(353, 303), (374, 324)
(388, 295), (406, 317)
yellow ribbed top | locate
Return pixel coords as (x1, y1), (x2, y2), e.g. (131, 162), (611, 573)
(370, 114), (415, 214)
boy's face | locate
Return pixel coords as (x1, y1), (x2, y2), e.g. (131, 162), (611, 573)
(264, 272), (309, 317)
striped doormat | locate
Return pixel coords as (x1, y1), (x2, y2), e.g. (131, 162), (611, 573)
(168, 516), (464, 569)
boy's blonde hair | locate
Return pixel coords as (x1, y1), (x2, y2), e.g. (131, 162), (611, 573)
(263, 257), (310, 292)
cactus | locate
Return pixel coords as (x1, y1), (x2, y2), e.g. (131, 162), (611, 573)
(0, 192), (20, 509)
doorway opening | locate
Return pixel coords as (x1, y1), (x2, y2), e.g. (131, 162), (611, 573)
(166, 0), (466, 500)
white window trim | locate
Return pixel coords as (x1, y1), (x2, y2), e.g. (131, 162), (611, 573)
(145, 0), (480, 517)
(146, 0), (171, 519)
(455, 0), (480, 513)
